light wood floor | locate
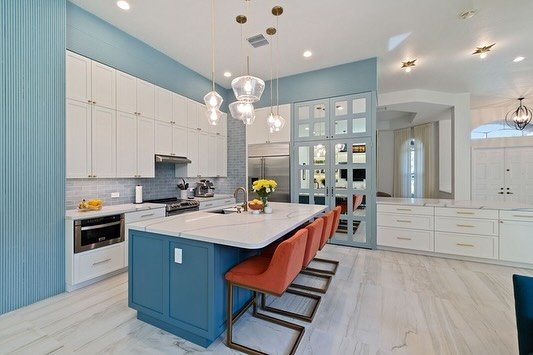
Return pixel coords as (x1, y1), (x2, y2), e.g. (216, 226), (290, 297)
(1, 246), (530, 355)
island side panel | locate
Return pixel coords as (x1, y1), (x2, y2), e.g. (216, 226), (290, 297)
(128, 230), (255, 348)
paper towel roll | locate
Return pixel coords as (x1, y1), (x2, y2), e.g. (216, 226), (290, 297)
(135, 185), (143, 204)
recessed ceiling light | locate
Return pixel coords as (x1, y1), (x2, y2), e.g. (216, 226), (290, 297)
(401, 59), (417, 73)
(116, 1), (130, 10)
(514, 56), (525, 63)
(223, 71), (232, 78)
(303, 50), (312, 58)
(473, 44), (495, 59)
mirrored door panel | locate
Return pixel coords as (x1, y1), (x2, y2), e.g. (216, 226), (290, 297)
(293, 142), (330, 205)
(330, 92), (371, 139)
(330, 137), (371, 247)
(293, 99), (330, 142)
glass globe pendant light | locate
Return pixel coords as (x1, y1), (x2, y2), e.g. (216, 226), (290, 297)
(231, 61), (265, 103)
(506, 97), (532, 131)
(204, 0), (223, 125)
(229, 101), (255, 124)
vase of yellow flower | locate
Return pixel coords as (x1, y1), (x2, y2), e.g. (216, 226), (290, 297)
(251, 179), (277, 213)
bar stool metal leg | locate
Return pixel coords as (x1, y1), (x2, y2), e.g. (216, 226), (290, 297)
(305, 257), (339, 275)
(260, 288), (321, 323)
(289, 269), (332, 294)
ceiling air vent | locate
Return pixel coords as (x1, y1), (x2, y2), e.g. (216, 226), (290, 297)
(247, 34), (269, 48)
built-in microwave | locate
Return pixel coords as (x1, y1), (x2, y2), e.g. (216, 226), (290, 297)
(74, 214), (124, 253)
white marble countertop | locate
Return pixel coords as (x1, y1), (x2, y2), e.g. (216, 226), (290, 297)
(377, 197), (533, 211)
(128, 202), (327, 249)
(65, 203), (166, 220)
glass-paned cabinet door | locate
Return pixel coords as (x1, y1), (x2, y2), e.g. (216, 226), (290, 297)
(292, 142), (331, 205)
(330, 137), (373, 248)
(293, 99), (330, 142)
(330, 92), (372, 139)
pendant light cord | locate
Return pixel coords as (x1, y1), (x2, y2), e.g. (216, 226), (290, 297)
(269, 30), (274, 114)
(211, 0), (216, 91)
(276, 14), (280, 115)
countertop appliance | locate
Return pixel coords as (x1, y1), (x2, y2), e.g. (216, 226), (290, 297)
(144, 198), (200, 216)
(194, 180), (215, 197)
(248, 143), (290, 202)
(74, 214), (124, 253)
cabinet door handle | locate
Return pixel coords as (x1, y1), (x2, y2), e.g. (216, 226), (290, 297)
(512, 215), (533, 218)
(497, 192), (504, 194)
(92, 101), (96, 105)
(87, 99), (92, 104)
(92, 258), (111, 266)
(456, 243), (474, 248)
(506, 192), (514, 194)
(141, 213), (155, 218)
(396, 219), (412, 223)
(456, 224), (475, 228)
(456, 211), (474, 215)
(396, 237), (412, 241)
(396, 208), (412, 211)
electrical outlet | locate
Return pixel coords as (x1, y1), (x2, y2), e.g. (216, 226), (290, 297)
(111, 192), (120, 198)
(174, 248), (182, 264)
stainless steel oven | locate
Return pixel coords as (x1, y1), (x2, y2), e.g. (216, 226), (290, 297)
(74, 214), (124, 253)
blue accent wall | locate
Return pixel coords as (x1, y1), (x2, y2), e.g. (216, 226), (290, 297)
(0, 0), (66, 315)
(249, 58), (378, 109)
(66, 2), (229, 110)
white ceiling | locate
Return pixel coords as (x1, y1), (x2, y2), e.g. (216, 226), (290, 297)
(70, 0), (533, 108)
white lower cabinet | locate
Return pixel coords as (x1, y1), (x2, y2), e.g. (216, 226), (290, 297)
(435, 232), (497, 259)
(500, 218), (533, 264)
(378, 203), (533, 267)
(75, 244), (125, 284)
(378, 227), (433, 251)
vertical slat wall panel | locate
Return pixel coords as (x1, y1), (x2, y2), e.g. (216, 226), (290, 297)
(0, 0), (66, 315)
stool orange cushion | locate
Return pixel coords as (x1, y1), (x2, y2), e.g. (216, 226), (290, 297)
(225, 229), (308, 296)
(318, 211), (335, 250)
(303, 218), (324, 268)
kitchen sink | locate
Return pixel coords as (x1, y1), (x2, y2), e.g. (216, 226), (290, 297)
(207, 207), (240, 215)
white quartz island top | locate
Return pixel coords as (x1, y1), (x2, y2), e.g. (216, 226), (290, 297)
(65, 203), (166, 220)
(128, 202), (327, 249)
(377, 197), (533, 211)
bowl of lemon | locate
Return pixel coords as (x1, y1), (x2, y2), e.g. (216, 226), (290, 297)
(78, 199), (103, 212)
(248, 199), (264, 214)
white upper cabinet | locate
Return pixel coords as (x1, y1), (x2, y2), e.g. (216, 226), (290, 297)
(218, 112), (228, 136)
(186, 129), (199, 177)
(197, 103), (209, 132)
(137, 116), (155, 178)
(216, 134), (228, 177)
(208, 134), (218, 177)
(155, 87), (173, 122)
(116, 71), (137, 114)
(116, 111), (137, 178)
(66, 51), (91, 103)
(172, 94), (188, 127)
(91, 106), (116, 178)
(187, 99), (198, 129)
(154, 121), (173, 155)
(246, 104), (291, 144)
(136, 80), (155, 118)
(90, 61), (116, 109)
(197, 131), (209, 177)
(172, 125), (188, 157)
(66, 99), (92, 178)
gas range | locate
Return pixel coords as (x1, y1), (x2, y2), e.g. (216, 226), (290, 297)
(145, 198), (200, 216)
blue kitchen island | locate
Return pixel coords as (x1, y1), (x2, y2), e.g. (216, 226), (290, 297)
(127, 202), (326, 347)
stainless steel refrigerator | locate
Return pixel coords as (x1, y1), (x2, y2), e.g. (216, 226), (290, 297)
(248, 143), (290, 202)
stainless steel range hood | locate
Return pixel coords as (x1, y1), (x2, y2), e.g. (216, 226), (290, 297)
(155, 155), (192, 164)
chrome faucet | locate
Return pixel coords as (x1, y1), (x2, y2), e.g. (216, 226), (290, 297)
(233, 187), (248, 212)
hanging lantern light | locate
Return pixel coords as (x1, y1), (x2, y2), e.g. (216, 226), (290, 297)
(204, 0), (223, 125)
(505, 98), (532, 131)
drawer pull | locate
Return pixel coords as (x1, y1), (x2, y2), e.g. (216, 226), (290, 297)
(141, 213), (155, 218)
(456, 224), (475, 228)
(396, 208), (412, 211)
(512, 214), (533, 218)
(93, 258), (111, 266)
(456, 243), (474, 248)
(456, 211), (475, 215)
(396, 219), (412, 223)
(396, 237), (412, 241)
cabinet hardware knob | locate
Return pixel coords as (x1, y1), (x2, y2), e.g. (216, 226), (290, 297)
(197, 128), (201, 131)
(93, 101), (96, 105)
(87, 100), (92, 103)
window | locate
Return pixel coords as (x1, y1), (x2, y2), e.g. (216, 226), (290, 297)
(471, 120), (533, 139)
(400, 138), (423, 198)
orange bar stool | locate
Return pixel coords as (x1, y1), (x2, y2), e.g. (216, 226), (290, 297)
(261, 218), (328, 321)
(306, 207), (341, 275)
(225, 229), (308, 355)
